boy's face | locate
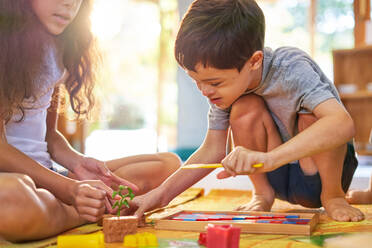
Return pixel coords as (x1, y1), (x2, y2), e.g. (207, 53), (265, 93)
(186, 52), (263, 109)
(31, 0), (83, 35)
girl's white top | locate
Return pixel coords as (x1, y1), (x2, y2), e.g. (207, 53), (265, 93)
(5, 43), (65, 168)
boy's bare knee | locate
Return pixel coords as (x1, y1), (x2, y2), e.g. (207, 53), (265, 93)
(230, 94), (267, 130)
(298, 113), (318, 131)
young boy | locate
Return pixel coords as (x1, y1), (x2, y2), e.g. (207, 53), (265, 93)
(131, 0), (364, 222)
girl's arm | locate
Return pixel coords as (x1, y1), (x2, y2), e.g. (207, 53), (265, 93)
(0, 118), (118, 220)
(46, 87), (139, 191)
(0, 118), (75, 204)
(45, 87), (86, 172)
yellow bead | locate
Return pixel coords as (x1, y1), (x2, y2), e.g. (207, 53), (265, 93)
(123, 234), (137, 247)
(57, 232), (104, 248)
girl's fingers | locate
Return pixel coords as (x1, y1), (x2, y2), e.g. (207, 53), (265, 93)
(76, 196), (105, 209)
(78, 206), (106, 221)
(104, 196), (117, 214)
(90, 182), (118, 200)
(98, 162), (140, 192)
(110, 174), (139, 193)
(98, 161), (111, 176)
(79, 184), (106, 200)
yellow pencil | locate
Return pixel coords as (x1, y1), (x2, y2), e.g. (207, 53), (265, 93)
(182, 163), (263, 169)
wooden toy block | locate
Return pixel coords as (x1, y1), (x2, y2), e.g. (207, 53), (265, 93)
(206, 224), (240, 248)
(103, 216), (138, 243)
(152, 210), (319, 235)
(57, 232), (104, 248)
(97, 214), (115, 226)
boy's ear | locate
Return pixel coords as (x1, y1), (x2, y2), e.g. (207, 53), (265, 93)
(247, 51), (263, 70)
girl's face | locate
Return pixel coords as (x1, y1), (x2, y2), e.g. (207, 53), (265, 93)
(31, 0), (83, 35)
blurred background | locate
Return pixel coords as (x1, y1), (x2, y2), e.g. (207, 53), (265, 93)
(58, 0), (372, 191)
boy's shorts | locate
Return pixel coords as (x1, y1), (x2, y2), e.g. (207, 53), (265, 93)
(266, 143), (358, 208)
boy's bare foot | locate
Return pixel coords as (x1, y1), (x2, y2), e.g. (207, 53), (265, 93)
(322, 197), (364, 222)
(346, 189), (372, 204)
(235, 194), (274, 212)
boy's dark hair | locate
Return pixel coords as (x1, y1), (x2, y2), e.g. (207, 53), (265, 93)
(175, 0), (265, 72)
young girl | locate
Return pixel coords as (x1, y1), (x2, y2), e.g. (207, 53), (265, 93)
(0, 0), (180, 242)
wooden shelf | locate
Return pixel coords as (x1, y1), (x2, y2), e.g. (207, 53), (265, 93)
(333, 46), (372, 155)
(357, 150), (372, 156)
(340, 90), (372, 100)
(333, 45), (372, 55)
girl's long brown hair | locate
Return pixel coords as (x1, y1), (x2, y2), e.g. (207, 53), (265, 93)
(0, 0), (99, 123)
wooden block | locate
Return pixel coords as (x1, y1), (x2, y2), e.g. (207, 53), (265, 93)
(103, 216), (138, 243)
(153, 210), (319, 236)
(97, 214), (115, 226)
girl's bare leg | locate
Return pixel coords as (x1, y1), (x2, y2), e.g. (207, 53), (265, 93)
(0, 173), (85, 242)
(346, 173), (372, 204)
(105, 152), (181, 195)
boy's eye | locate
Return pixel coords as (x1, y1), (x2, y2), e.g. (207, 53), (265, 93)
(211, 82), (221, 87)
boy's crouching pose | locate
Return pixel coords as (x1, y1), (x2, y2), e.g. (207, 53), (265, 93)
(131, 0), (364, 222)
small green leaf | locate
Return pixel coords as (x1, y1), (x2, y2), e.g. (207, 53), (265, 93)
(113, 201), (119, 209)
(112, 191), (118, 198)
(119, 185), (125, 191)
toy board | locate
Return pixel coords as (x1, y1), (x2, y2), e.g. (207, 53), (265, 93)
(153, 210), (319, 236)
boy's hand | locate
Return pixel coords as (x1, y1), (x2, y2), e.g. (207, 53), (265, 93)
(73, 157), (139, 192)
(126, 187), (167, 218)
(218, 146), (273, 179)
(71, 180), (120, 222)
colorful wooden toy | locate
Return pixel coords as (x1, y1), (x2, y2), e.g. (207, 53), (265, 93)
(152, 210), (319, 235)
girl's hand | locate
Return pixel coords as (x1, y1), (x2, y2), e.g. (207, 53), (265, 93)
(73, 157), (139, 192)
(217, 146), (274, 179)
(71, 180), (120, 222)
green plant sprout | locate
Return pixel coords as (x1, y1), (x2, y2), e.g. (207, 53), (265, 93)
(112, 185), (135, 217)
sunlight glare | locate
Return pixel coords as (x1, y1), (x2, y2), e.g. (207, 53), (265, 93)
(91, 0), (127, 40)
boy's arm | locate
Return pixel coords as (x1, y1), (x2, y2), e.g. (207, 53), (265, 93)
(221, 98), (354, 176)
(269, 98), (354, 169)
(133, 129), (228, 217)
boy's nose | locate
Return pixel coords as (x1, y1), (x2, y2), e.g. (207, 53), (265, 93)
(200, 84), (214, 97)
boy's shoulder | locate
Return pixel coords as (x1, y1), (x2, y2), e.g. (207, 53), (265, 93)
(265, 46), (321, 79)
(268, 46), (312, 67)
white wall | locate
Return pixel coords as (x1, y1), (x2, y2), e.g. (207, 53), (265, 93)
(176, 0), (209, 149)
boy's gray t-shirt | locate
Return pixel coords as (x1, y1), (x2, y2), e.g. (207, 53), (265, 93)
(208, 47), (341, 142)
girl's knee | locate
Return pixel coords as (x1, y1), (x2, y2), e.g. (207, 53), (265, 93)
(0, 174), (50, 241)
(158, 152), (181, 173)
